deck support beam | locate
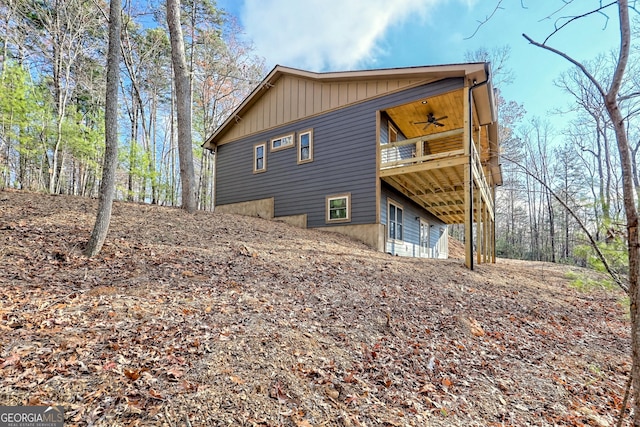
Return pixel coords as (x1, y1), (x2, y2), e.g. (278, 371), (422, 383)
(377, 81), (497, 269)
(463, 84), (473, 269)
(476, 184), (482, 266)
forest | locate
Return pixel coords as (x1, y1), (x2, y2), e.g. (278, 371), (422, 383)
(464, 40), (639, 276)
(0, 0), (264, 210)
(0, 0), (638, 269)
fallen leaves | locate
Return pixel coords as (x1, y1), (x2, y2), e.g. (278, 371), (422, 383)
(124, 368), (146, 381)
(458, 316), (486, 337)
(0, 353), (20, 369)
(0, 189), (631, 426)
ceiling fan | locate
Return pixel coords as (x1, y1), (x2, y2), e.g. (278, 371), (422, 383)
(413, 112), (448, 130)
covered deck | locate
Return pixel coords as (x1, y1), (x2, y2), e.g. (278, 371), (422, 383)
(379, 82), (501, 268)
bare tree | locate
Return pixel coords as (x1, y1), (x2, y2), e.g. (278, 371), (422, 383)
(85, 0), (121, 257)
(166, 0), (196, 213)
(557, 60), (619, 229)
(522, 1), (639, 422)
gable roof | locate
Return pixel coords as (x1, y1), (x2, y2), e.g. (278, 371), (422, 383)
(203, 63), (495, 149)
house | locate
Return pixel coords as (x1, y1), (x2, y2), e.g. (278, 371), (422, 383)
(203, 63), (501, 268)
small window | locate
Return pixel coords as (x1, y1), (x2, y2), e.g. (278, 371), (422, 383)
(271, 133), (294, 151)
(388, 200), (403, 241)
(389, 123), (398, 143)
(298, 129), (313, 164)
(253, 142), (266, 173)
(326, 193), (351, 223)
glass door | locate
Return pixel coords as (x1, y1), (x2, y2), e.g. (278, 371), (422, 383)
(420, 220), (430, 258)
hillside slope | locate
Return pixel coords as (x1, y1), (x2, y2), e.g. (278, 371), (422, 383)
(0, 189), (630, 426)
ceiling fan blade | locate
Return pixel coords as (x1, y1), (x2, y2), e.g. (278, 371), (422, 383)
(413, 121), (428, 125)
(435, 115), (448, 121)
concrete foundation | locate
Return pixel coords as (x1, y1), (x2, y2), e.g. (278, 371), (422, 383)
(214, 198), (274, 219)
(216, 199), (386, 252)
(316, 223), (386, 252)
(274, 214), (308, 229)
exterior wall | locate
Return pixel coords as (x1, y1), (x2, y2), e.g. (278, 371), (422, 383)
(210, 197), (306, 227)
(218, 74), (440, 145)
(216, 105), (378, 227)
(214, 197), (274, 219)
(215, 78), (463, 233)
(381, 182), (448, 258)
(275, 214), (308, 229)
(317, 223), (386, 252)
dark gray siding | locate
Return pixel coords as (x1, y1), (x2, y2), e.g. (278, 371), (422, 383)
(216, 78), (463, 228)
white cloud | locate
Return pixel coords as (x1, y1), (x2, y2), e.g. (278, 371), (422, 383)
(239, 0), (442, 71)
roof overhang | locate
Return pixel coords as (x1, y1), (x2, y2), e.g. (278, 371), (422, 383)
(202, 62), (496, 150)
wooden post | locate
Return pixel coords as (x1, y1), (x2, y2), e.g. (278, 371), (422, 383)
(484, 205), (489, 264)
(476, 181), (482, 265)
(463, 84), (472, 269)
(492, 186), (497, 263)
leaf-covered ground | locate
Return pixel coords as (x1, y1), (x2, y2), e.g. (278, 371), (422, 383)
(0, 189), (631, 426)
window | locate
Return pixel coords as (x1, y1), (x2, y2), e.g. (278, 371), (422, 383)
(298, 129), (313, 164)
(420, 220), (430, 257)
(389, 123), (398, 143)
(253, 142), (266, 173)
(326, 193), (351, 223)
(388, 200), (403, 241)
(271, 133), (294, 151)
(382, 122), (400, 164)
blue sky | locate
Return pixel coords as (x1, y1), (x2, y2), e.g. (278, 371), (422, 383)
(217, 0), (622, 129)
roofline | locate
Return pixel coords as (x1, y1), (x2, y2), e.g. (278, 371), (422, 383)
(203, 62), (492, 150)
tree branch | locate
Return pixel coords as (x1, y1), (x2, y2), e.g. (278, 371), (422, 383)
(464, 0), (505, 40)
(619, 91), (640, 102)
(608, 3), (631, 102)
(540, 1), (617, 44)
(522, 33), (608, 99)
(538, 0), (575, 23)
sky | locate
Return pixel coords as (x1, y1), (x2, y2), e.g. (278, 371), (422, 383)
(216, 0), (623, 130)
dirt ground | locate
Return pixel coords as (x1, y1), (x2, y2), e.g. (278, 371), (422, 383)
(0, 189), (631, 426)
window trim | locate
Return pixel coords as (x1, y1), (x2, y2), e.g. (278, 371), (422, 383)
(297, 129), (314, 164)
(253, 142), (267, 173)
(388, 123), (398, 143)
(326, 193), (351, 223)
(387, 199), (404, 241)
(270, 133), (294, 152)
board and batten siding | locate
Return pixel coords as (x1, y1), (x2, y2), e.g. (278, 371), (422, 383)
(381, 182), (448, 258)
(215, 78), (463, 229)
(218, 74), (442, 144)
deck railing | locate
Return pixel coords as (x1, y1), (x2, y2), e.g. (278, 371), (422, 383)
(380, 129), (494, 211)
(470, 142), (494, 213)
(380, 128), (465, 170)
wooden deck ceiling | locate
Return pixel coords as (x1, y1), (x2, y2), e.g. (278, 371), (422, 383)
(380, 88), (497, 225)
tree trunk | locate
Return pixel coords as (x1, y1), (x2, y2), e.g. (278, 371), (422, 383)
(128, 102), (137, 202)
(150, 89), (158, 204)
(85, 0), (121, 257)
(596, 3), (640, 423)
(524, 8), (637, 418)
(612, 98), (640, 422)
(166, 0), (196, 213)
